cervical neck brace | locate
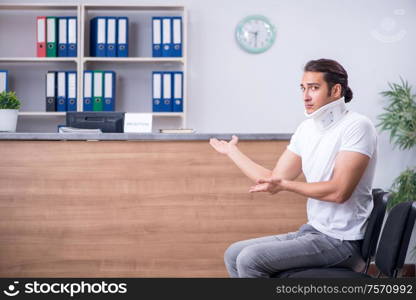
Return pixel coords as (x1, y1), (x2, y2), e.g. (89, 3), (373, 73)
(304, 97), (348, 131)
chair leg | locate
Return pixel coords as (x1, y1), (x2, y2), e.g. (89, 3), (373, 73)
(364, 258), (371, 274)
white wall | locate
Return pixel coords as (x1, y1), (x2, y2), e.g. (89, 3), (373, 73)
(4, 0), (416, 257)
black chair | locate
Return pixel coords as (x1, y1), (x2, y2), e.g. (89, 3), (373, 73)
(275, 189), (388, 278)
(362, 189), (388, 273)
(280, 200), (416, 278)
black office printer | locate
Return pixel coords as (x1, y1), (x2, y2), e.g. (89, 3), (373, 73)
(66, 112), (125, 133)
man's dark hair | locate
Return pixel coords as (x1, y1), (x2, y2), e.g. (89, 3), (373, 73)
(304, 59), (353, 103)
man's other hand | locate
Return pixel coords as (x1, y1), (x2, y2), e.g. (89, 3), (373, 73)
(249, 178), (284, 195)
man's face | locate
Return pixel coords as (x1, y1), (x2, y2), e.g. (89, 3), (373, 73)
(300, 72), (336, 114)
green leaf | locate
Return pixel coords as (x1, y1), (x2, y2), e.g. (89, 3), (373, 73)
(378, 78), (416, 150)
(387, 167), (416, 210)
(0, 91), (21, 110)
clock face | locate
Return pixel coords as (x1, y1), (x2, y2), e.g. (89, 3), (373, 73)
(235, 15), (276, 54)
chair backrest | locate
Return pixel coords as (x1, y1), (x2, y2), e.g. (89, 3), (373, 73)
(361, 190), (388, 261)
(375, 201), (416, 277)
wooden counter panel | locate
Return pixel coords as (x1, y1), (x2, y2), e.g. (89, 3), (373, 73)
(0, 140), (306, 277)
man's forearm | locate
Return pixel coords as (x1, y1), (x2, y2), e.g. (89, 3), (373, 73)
(281, 179), (341, 203)
(270, 149), (302, 181)
(227, 146), (272, 182)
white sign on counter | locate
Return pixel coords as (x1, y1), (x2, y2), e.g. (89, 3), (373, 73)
(124, 113), (153, 133)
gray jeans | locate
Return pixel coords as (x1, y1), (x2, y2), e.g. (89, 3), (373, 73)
(224, 224), (364, 278)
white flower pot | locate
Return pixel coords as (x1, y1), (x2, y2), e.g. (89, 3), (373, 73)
(0, 109), (18, 132)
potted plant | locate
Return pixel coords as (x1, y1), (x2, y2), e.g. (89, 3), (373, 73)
(378, 78), (416, 260)
(377, 78), (416, 209)
(0, 91), (21, 132)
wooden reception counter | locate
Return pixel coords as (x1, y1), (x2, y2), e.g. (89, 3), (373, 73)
(0, 133), (306, 277)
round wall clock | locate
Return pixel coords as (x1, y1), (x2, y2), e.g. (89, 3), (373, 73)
(235, 15), (276, 54)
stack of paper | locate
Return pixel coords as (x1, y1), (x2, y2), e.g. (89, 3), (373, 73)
(59, 126), (102, 134)
(159, 128), (194, 133)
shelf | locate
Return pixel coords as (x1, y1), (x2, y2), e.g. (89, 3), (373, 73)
(83, 4), (185, 11)
(152, 113), (184, 117)
(18, 112), (184, 117)
(0, 3), (78, 10)
(0, 57), (78, 63)
(83, 57), (184, 64)
(19, 112), (66, 117)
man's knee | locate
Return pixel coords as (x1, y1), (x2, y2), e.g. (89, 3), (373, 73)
(235, 246), (263, 275)
(224, 241), (244, 266)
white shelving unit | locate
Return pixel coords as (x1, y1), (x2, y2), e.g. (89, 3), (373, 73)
(0, 3), (188, 131)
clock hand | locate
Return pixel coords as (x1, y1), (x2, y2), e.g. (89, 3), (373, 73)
(246, 30), (255, 43)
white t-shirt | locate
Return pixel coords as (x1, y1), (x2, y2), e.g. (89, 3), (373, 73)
(287, 111), (378, 240)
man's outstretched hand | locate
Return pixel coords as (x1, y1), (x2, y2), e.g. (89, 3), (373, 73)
(209, 136), (286, 196)
(249, 177), (285, 195)
(209, 135), (239, 155)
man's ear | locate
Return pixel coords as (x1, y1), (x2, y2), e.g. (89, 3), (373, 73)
(331, 83), (342, 98)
